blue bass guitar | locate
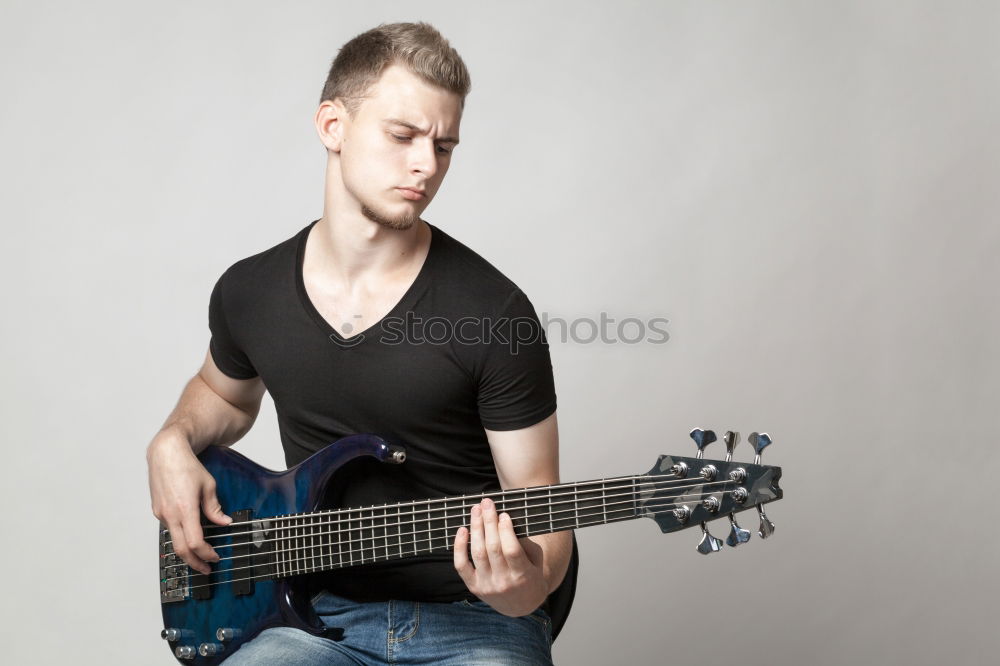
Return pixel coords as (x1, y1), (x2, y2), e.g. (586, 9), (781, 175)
(158, 429), (782, 663)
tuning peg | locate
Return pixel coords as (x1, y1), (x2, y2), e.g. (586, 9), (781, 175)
(697, 523), (724, 554)
(757, 509), (775, 539)
(748, 432), (776, 537)
(723, 431), (740, 462)
(725, 513), (751, 547)
(748, 432), (772, 464)
(757, 505), (775, 539)
(689, 428), (717, 459)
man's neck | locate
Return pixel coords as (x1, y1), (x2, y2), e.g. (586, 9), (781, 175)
(307, 214), (430, 292)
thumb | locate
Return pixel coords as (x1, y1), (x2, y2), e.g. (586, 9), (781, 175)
(202, 485), (232, 525)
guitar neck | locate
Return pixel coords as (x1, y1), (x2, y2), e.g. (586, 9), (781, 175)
(261, 475), (647, 578)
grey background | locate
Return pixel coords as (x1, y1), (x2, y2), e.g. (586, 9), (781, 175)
(1, 1), (996, 664)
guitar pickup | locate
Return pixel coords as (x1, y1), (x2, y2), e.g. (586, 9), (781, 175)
(231, 509), (260, 597)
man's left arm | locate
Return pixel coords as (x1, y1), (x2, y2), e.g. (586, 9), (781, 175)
(453, 411), (574, 617)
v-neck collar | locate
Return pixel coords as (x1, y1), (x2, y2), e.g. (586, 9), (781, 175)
(295, 219), (436, 348)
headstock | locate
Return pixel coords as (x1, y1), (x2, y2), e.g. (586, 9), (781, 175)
(636, 428), (782, 554)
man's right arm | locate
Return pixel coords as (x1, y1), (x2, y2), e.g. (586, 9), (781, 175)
(146, 347), (266, 574)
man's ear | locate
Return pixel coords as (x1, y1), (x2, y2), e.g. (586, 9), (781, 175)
(315, 99), (346, 153)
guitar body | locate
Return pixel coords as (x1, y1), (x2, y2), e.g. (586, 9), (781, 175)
(159, 434), (401, 664)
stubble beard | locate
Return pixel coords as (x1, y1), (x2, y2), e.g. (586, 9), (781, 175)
(360, 200), (420, 231)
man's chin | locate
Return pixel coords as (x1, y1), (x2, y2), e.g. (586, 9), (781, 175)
(361, 203), (419, 231)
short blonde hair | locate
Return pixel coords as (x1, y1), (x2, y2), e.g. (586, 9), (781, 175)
(320, 22), (471, 117)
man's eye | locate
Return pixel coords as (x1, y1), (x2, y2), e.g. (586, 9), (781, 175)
(392, 133), (452, 155)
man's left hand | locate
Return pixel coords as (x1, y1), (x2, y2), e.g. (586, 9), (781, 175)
(453, 497), (548, 617)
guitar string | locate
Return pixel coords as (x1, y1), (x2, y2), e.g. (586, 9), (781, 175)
(243, 488), (734, 574)
(163, 472), (674, 546)
(161, 476), (731, 562)
(160, 480), (737, 583)
(205, 478), (735, 561)
(171, 493), (750, 594)
(165, 483), (725, 577)
(162, 472), (738, 548)
(163, 488), (742, 589)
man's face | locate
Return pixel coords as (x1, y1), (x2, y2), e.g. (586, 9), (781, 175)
(336, 64), (462, 231)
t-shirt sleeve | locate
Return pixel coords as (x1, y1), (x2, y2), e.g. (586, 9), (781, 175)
(476, 288), (557, 431)
(208, 271), (259, 379)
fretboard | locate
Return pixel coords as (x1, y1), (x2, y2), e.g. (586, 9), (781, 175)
(262, 475), (645, 579)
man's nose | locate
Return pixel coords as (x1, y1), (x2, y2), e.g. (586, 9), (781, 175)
(410, 140), (438, 178)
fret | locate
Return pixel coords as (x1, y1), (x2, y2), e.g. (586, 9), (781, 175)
(309, 513), (316, 573)
(316, 514), (330, 571)
(315, 513), (322, 572)
(385, 506), (391, 560)
(367, 507), (375, 565)
(327, 511), (340, 569)
(337, 510), (344, 570)
(424, 500), (433, 555)
(290, 515), (296, 576)
(395, 504), (404, 557)
(524, 490), (530, 536)
(288, 515), (294, 576)
(313, 513), (319, 573)
(303, 514), (309, 573)
(461, 498), (467, 543)
(379, 505), (385, 561)
(631, 477), (639, 517)
(301, 514), (307, 574)
(574, 482), (580, 529)
(281, 517), (288, 577)
(276, 521), (283, 578)
(284, 518), (291, 576)
(443, 500), (449, 551)
(379, 504), (389, 562)
(291, 515), (298, 576)
(601, 481), (607, 525)
(368, 508), (374, 565)
(320, 512), (328, 571)
(347, 510), (354, 567)
(548, 486), (554, 534)
(411, 503), (418, 556)
(429, 499), (446, 553)
(525, 487), (550, 535)
(299, 514), (305, 574)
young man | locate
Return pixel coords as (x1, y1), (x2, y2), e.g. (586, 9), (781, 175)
(147, 22), (575, 664)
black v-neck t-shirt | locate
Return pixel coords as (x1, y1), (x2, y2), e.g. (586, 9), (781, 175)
(208, 219), (558, 602)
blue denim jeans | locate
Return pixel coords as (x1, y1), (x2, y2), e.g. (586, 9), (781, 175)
(222, 590), (554, 665)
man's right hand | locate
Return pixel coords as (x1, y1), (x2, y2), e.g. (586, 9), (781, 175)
(147, 432), (231, 575)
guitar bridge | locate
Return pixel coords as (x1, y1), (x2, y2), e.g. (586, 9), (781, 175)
(159, 527), (189, 604)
